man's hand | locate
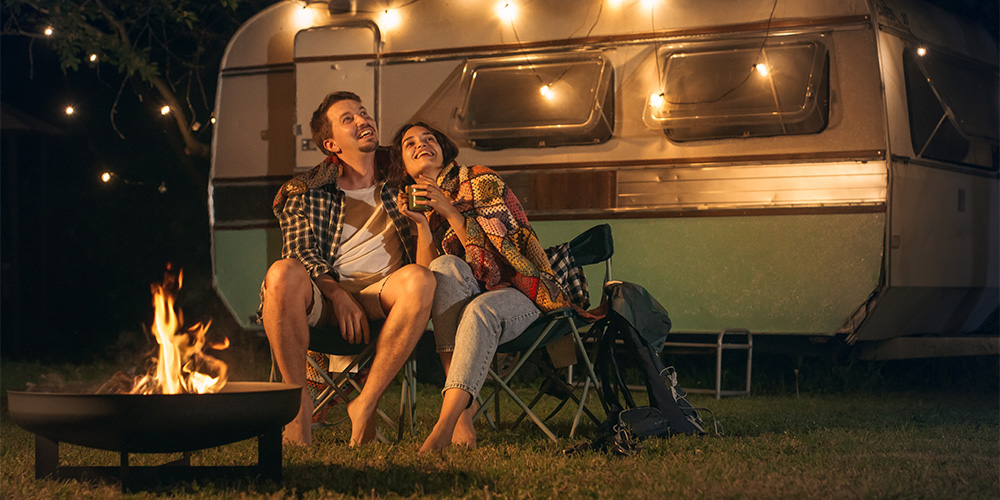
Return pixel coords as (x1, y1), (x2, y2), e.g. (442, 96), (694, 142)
(315, 275), (370, 344)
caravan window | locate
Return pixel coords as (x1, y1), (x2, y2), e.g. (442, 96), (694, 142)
(646, 35), (830, 141)
(452, 54), (614, 149)
(903, 47), (999, 170)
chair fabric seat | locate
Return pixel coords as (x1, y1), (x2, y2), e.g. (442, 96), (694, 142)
(307, 320), (385, 355)
(497, 309), (583, 354)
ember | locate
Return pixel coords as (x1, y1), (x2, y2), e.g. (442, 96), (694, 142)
(99, 265), (228, 394)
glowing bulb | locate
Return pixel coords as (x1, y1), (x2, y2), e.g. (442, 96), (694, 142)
(294, 5), (317, 29)
(496, 1), (517, 22)
(43, 26), (53, 36)
(160, 105), (171, 115)
(540, 85), (553, 99)
(379, 8), (401, 31)
(101, 172), (112, 183)
(641, 0), (658, 9)
(916, 47), (927, 57)
(89, 53), (97, 62)
(754, 63), (770, 77)
(210, 117), (216, 124)
(64, 106), (75, 115)
(649, 92), (665, 109)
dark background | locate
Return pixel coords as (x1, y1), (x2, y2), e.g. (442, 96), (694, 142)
(1, 0), (997, 367)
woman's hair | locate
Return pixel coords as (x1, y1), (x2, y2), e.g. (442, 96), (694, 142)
(386, 122), (460, 188)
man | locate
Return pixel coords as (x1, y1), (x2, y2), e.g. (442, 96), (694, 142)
(261, 91), (433, 446)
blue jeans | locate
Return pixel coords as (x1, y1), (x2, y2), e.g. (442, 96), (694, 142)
(430, 255), (541, 397)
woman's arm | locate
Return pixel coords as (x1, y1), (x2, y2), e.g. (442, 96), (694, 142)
(415, 174), (469, 247)
(396, 191), (439, 267)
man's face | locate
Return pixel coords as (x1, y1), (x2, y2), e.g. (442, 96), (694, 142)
(323, 98), (378, 155)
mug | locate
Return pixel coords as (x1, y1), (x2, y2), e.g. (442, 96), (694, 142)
(406, 185), (432, 212)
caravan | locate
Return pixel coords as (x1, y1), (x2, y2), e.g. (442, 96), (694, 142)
(209, 0), (998, 356)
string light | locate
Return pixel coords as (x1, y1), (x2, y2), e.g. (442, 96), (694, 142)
(64, 105), (75, 115)
(99, 170), (167, 193)
(89, 53), (98, 62)
(916, 46), (927, 56)
(294, 4), (318, 29)
(160, 105), (171, 115)
(754, 63), (770, 77)
(496, 1), (517, 22)
(210, 117), (216, 124)
(539, 84), (553, 99)
(649, 92), (665, 109)
(43, 26), (53, 36)
(379, 8), (401, 31)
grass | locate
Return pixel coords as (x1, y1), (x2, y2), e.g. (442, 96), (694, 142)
(2, 356), (998, 499)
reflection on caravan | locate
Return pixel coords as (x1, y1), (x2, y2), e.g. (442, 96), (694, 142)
(210, 0), (998, 357)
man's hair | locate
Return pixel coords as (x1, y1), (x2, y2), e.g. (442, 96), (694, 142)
(386, 122), (460, 188)
(310, 91), (363, 156)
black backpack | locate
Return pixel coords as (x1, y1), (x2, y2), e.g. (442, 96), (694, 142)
(585, 281), (719, 455)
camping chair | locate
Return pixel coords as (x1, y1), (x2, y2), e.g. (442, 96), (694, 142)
(473, 224), (614, 442)
(269, 321), (418, 443)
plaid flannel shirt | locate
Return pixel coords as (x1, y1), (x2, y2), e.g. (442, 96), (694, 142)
(277, 180), (413, 279)
(256, 153), (414, 322)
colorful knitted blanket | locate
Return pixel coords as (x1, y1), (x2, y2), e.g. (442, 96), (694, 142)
(431, 162), (572, 313)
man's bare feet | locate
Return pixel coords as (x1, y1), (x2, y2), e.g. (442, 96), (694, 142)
(283, 389), (313, 446)
(347, 397), (377, 446)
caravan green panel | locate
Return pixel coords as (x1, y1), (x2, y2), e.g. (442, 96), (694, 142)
(213, 228), (283, 328)
(534, 213), (884, 334)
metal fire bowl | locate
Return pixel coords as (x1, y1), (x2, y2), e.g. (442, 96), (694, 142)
(7, 382), (300, 454)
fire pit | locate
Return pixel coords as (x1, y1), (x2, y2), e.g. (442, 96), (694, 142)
(8, 381), (300, 490)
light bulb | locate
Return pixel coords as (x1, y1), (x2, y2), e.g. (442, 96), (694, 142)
(65, 106), (75, 115)
(754, 63), (769, 77)
(540, 85), (553, 99)
(649, 92), (665, 109)
(379, 8), (401, 31)
(160, 105), (171, 115)
(496, 1), (517, 22)
(916, 47), (927, 57)
(44, 26), (53, 36)
(101, 172), (112, 183)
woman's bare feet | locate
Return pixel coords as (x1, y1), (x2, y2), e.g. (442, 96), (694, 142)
(451, 404), (477, 447)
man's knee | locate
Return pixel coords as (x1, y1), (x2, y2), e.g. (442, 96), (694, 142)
(391, 264), (435, 308)
(263, 259), (312, 306)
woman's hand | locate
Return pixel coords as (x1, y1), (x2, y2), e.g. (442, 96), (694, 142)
(415, 175), (463, 224)
(416, 175), (469, 247)
(397, 190), (429, 226)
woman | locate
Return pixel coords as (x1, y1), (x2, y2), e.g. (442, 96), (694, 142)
(389, 122), (573, 453)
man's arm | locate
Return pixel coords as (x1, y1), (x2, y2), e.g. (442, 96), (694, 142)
(278, 193), (336, 277)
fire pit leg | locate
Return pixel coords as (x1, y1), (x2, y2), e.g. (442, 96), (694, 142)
(34, 436), (59, 479)
(258, 428), (282, 482)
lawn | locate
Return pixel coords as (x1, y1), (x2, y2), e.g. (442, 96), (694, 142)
(1, 356), (998, 499)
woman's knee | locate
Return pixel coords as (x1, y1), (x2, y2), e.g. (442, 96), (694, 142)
(429, 254), (466, 276)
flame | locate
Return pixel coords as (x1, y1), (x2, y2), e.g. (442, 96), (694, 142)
(130, 266), (228, 394)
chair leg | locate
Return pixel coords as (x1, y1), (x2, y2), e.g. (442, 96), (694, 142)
(484, 367), (558, 443)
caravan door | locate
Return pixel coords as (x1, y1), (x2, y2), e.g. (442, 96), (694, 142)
(294, 22), (381, 170)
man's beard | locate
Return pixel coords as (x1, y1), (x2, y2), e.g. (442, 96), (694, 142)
(359, 142), (379, 153)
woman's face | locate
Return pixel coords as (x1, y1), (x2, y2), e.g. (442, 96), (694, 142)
(400, 126), (445, 179)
